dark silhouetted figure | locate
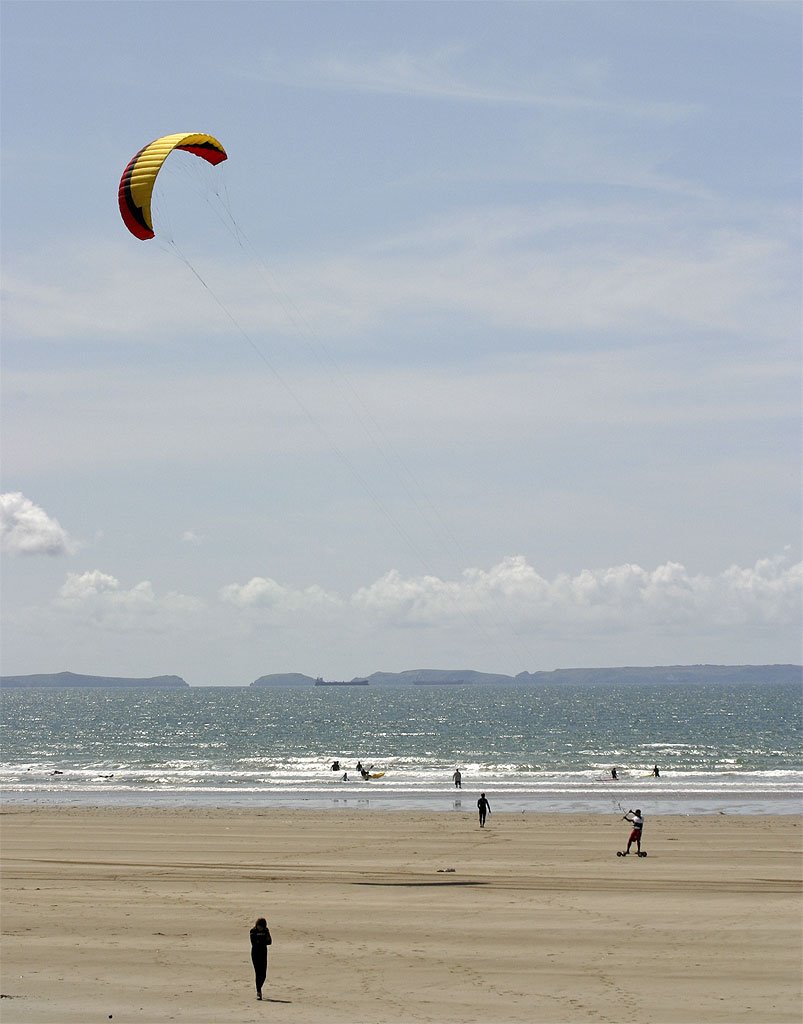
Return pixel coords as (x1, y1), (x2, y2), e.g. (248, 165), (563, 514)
(250, 916), (272, 1000)
(477, 793), (491, 827)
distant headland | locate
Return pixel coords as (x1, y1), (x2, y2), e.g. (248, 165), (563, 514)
(251, 665), (802, 687)
(1, 665), (799, 689)
(0, 671), (189, 689)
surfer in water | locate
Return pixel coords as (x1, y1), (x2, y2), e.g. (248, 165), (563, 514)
(477, 793), (491, 828)
(249, 916), (272, 1000)
(652, 764), (660, 777)
(452, 768), (462, 789)
(610, 767), (618, 780)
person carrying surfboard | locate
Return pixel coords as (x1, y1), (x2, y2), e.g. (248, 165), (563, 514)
(477, 793), (491, 828)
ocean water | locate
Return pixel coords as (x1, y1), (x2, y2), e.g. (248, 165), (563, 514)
(1, 683), (800, 815)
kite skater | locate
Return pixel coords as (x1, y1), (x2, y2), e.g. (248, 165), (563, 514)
(618, 809), (646, 856)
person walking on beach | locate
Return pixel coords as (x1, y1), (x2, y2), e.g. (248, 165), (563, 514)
(621, 809), (644, 855)
(477, 792), (491, 827)
(249, 916), (272, 1000)
(452, 768), (462, 789)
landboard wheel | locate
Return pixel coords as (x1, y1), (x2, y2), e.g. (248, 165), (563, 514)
(616, 851), (624, 856)
(638, 851), (647, 857)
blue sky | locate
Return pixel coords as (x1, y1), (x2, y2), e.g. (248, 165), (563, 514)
(1, 1), (800, 684)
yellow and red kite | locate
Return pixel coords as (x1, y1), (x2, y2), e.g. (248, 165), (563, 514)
(118, 133), (227, 240)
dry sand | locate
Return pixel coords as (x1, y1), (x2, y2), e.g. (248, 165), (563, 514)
(0, 806), (800, 1024)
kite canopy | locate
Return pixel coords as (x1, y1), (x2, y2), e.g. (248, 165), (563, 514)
(118, 133), (227, 240)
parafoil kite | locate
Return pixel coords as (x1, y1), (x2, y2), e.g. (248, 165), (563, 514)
(118, 133), (227, 240)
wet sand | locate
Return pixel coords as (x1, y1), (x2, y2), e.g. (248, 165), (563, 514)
(1, 807), (800, 1023)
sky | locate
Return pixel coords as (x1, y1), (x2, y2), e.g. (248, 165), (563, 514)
(1, 1), (800, 685)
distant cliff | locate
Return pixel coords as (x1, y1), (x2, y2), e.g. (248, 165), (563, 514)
(371, 665), (801, 685)
(252, 673), (372, 687)
(251, 673), (317, 687)
(513, 664), (803, 685)
(368, 668), (512, 686)
(251, 664), (801, 687)
(0, 671), (189, 689)
(5, 665), (797, 689)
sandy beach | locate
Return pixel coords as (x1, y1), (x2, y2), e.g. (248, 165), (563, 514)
(1, 807), (800, 1024)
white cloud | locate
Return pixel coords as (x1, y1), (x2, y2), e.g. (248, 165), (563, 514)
(351, 554), (802, 633)
(1, 240), (234, 342)
(57, 570), (204, 631)
(0, 492), (75, 555)
(20, 197), (802, 354)
(218, 554), (801, 640)
(5, 199), (795, 352)
(256, 45), (692, 120)
(7, 555), (796, 683)
(340, 206), (797, 341)
(2, 339), (797, 482)
(220, 576), (342, 614)
(716, 555), (803, 625)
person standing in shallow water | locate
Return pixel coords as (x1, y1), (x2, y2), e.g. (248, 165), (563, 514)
(477, 792), (491, 827)
(249, 916), (272, 1000)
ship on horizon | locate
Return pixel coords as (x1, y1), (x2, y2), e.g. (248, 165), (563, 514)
(314, 677), (369, 686)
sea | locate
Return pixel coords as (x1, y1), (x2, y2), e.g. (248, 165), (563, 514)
(1, 682), (801, 815)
